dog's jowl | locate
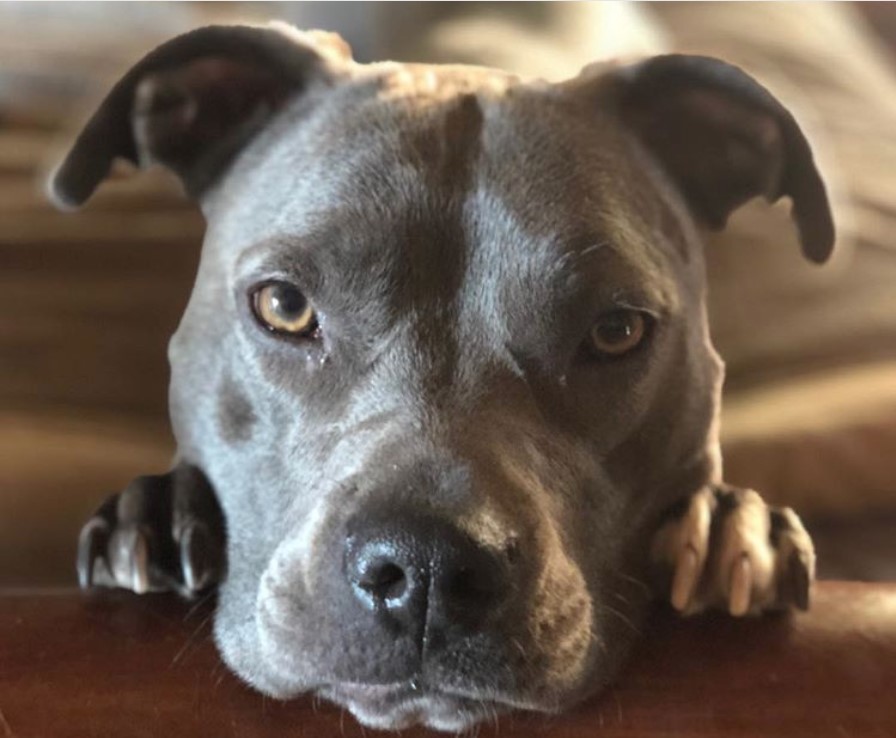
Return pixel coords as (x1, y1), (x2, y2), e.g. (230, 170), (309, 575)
(54, 24), (832, 732)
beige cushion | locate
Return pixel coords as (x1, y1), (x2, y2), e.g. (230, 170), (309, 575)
(0, 412), (173, 587)
(722, 362), (896, 515)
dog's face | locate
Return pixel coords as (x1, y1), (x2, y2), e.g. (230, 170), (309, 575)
(187, 61), (719, 728)
(52, 25), (833, 731)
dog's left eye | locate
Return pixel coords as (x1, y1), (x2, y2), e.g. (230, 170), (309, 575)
(587, 309), (650, 358)
(251, 282), (319, 337)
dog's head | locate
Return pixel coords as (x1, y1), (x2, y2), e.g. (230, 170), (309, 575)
(52, 25), (833, 731)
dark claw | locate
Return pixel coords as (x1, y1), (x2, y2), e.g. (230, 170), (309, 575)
(109, 527), (150, 594)
(180, 521), (219, 593)
(77, 517), (110, 589)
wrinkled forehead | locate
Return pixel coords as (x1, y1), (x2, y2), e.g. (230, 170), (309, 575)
(208, 64), (683, 303)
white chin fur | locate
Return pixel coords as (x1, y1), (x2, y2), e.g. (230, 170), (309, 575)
(339, 692), (492, 733)
(349, 702), (481, 733)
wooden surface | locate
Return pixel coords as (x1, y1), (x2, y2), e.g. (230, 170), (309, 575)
(0, 582), (893, 738)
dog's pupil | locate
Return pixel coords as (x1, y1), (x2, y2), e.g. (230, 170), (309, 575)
(600, 314), (633, 343)
(272, 285), (306, 319)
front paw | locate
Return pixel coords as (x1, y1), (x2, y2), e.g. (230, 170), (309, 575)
(651, 485), (815, 616)
(77, 464), (225, 598)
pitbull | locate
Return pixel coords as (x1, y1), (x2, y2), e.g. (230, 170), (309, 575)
(51, 24), (831, 732)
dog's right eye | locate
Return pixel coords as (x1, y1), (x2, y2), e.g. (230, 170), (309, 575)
(586, 309), (651, 359)
(250, 282), (319, 337)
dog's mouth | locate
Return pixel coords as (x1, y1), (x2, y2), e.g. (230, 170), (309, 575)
(320, 679), (524, 731)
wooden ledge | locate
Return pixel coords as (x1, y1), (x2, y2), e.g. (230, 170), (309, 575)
(0, 582), (893, 737)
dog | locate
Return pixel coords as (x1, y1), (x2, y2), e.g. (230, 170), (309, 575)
(50, 24), (831, 732)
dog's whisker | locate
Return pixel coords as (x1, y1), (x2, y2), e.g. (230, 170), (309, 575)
(611, 571), (651, 595)
(488, 701), (502, 735)
(170, 611), (215, 667)
(510, 636), (528, 660)
(589, 627), (609, 657)
(213, 667), (228, 691)
(183, 588), (216, 622)
(338, 706), (349, 738)
(612, 690), (624, 724)
(600, 603), (641, 637)
(577, 240), (610, 260)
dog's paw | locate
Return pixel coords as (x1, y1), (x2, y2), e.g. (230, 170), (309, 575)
(650, 485), (815, 616)
(77, 464), (225, 598)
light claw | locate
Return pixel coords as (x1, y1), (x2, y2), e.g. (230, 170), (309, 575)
(728, 553), (752, 617)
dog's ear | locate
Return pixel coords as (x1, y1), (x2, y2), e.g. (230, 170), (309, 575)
(582, 54), (835, 263)
(49, 24), (348, 208)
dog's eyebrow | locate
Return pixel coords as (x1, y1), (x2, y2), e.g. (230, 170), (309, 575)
(553, 235), (678, 315)
(576, 240), (611, 259)
(609, 292), (666, 319)
(232, 235), (325, 293)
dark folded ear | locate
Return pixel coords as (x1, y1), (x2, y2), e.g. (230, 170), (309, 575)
(586, 54), (835, 263)
(49, 24), (346, 209)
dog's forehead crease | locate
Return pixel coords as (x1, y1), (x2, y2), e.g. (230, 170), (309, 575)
(218, 69), (677, 324)
(214, 66), (533, 229)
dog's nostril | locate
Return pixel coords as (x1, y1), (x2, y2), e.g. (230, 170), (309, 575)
(360, 561), (408, 602)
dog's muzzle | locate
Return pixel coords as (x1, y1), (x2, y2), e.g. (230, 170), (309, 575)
(255, 499), (536, 692)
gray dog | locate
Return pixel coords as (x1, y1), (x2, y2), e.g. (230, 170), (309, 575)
(51, 24), (831, 732)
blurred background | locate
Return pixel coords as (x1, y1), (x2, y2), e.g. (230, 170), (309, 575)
(1, 2), (895, 587)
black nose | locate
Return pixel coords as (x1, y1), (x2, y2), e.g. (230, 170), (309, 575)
(344, 514), (512, 632)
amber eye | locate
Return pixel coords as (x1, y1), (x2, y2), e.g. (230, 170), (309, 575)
(588, 310), (648, 357)
(251, 282), (318, 336)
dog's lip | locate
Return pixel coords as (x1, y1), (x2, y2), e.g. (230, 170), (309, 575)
(325, 677), (542, 713)
(326, 676), (426, 701)
(324, 680), (505, 730)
